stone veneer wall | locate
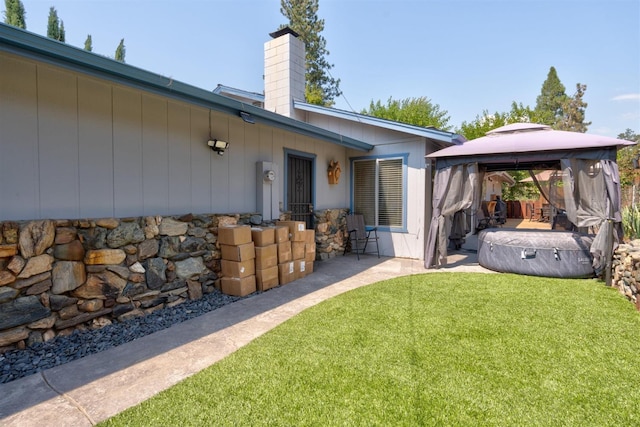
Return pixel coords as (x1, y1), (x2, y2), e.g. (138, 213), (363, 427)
(0, 208), (349, 352)
(612, 240), (640, 311)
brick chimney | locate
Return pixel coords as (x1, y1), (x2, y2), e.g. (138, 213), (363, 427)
(264, 27), (305, 120)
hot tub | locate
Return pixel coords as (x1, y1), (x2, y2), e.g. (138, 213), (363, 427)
(478, 228), (595, 278)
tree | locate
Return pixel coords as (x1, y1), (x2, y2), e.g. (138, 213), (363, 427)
(115, 38), (125, 62)
(616, 129), (640, 188)
(3, 0), (26, 29)
(535, 66), (567, 126)
(84, 34), (92, 52)
(362, 96), (452, 131)
(557, 83), (591, 132)
(46, 6), (64, 42)
(280, 0), (340, 106)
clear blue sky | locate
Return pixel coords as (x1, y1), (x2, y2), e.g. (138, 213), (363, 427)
(13, 0), (640, 137)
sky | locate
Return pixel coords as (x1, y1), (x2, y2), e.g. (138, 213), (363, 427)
(11, 0), (640, 138)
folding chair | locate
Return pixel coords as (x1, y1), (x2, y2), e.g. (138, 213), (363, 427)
(343, 214), (380, 260)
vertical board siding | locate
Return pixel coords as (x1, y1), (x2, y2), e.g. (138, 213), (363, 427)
(167, 101), (192, 215)
(0, 54), (39, 220)
(112, 86), (143, 217)
(141, 94), (169, 215)
(37, 66), (80, 219)
(210, 111), (230, 213)
(78, 77), (114, 218)
(189, 107), (212, 213)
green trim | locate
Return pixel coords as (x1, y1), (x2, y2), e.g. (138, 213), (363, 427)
(0, 23), (373, 152)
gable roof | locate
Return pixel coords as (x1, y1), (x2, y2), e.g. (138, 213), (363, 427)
(213, 85), (465, 148)
(0, 23), (373, 152)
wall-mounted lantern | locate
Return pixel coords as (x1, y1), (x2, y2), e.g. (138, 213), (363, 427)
(327, 160), (341, 185)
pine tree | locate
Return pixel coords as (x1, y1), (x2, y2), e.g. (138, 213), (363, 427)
(115, 38), (126, 62)
(59, 19), (65, 42)
(46, 6), (64, 41)
(557, 83), (590, 132)
(280, 0), (340, 106)
(84, 34), (92, 51)
(3, 0), (26, 29)
(535, 66), (567, 127)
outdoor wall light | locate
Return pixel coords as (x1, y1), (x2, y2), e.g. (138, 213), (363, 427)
(208, 139), (229, 156)
(240, 111), (255, 124)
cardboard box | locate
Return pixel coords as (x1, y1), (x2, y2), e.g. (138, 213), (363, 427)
(304, 229), (315, 244)
(274, 226), (289, 243)
(277, 241), (292, 263)
(255, 244), (278, 269)
(292, 241), (305, 260)
(256, 266), (279, 291)
(294, 259), (307, 280)
(221, 259), (255, 278)
(306, 261), (314, 274)
(251, 227), (275, 247)
(305, 243), (316, 262)
(220, 242), (255, 261)
(218, 225), (252, 245)
(277, 221), (306, 241)
(221, 275), (256, 297)
(278, 261), (295, 285)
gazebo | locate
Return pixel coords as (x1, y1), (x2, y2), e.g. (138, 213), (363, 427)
(424, 123), (637, 284)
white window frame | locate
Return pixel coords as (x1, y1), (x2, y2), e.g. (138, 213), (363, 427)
(350, 154), (408, 232)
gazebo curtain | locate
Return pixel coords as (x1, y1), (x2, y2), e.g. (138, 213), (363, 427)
(562, 159), (623, 274)
(424, 162), (480, 268)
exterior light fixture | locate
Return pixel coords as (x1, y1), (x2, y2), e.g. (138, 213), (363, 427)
(240, 111), (255, 124)
(207, 139), (229, 156)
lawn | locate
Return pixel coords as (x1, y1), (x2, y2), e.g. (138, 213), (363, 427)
(101, 273), (640, 426)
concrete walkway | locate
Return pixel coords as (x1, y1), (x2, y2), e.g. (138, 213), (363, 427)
(0, 250), (488, 426)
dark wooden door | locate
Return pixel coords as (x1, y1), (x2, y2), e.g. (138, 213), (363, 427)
(287, 154), (314, 229)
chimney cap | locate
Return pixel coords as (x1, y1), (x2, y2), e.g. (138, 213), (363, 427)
(269, 26), (300, 39)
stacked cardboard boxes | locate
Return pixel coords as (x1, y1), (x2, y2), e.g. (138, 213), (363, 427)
(252, 227), (279, 291)
(274, 224), (294, 285)
(219, 225), (256, 297)
(277, 221), (315, 281)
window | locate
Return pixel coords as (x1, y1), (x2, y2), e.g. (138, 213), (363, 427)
(352, 155), (406, 231)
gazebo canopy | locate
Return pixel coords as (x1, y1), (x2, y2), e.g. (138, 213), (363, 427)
(424, 123), (637, 280)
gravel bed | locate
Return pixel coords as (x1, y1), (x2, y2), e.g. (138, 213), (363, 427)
(0, 290), (244, 384)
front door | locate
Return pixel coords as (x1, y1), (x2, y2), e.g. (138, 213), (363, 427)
(286, 152), (314, 229)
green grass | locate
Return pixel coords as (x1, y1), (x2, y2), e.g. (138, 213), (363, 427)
(101, 273), (640, 426)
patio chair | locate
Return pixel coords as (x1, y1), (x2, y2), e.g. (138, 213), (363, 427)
(343, 214), (380, 260)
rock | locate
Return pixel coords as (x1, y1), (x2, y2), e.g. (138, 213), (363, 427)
(180, 237), (207, 253)
(129, 262), (145, 273)
(0, 296), (50, 330)
(122, 282), (146, 297)
(78, 299), (104, 312)
(0, 270), (15, 286)
(106, 222), (145, 248)
(73, 271), (127, 299)
(2, 222), (19, 244)
(107, 265), (130, 280)
(95, 218), (120, 229)
(91, 317), (112, 329)
(19, 220), (56, 258)
(146, 257), (167, 290)
(13, 272), (51, 290)
(129, 273), (145, 283)
(42, 329), (56, 342)
(7, 255), (25, 274)
(188, 227), (207, 238)
(49, 294), (78, 311)
(144, 216), (159, 239)
(28, 314), (57, 329)
(54, 308), (112, 330)
(250, 214), (262, 225)
(0, 286), (19, 304)
(117, 308), (144, 322)
(0, 244), (18, 258)
(26, 279), (52, 295)
(138, 239), (159, 260)
(187, 279), (203, 300)
(158, 218), (188, 236)
(159, 236), (181, 259)
(58, 304), (80, 320)
(17, 254), (54, 279)
(51, 261), (86, 294)
(0, 327), (29, 347)
(217, 216), (237, 227)
(53, 240), (85, 261)
(85, 249), (126, 265)
(79, 227), (108, 249)
(175, 257), (205, 279)
(54, 227), (77, 244)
